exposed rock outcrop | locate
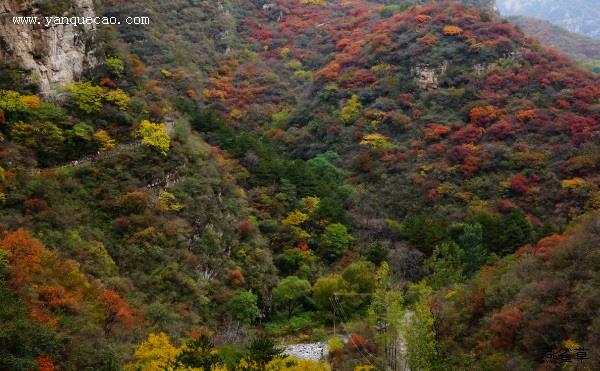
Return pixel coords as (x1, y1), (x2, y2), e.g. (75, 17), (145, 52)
(413, 62), (449, 90)
(0, 0), (97, 95)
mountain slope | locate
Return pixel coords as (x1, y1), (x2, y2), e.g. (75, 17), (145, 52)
(437, 211), (600, 369)
(199, 0), (600, 230)
(497, 0), (600, 39)
(508, 15), (600, 59)
(1, 2), (278, 368)
(508, 15), (600, 72)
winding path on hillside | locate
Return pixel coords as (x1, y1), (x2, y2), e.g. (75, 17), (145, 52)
(27, 117), (176, 175)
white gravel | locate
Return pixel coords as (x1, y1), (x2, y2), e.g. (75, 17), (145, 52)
(283, 342), (328, 362)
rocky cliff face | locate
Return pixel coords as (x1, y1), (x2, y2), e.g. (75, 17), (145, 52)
(0, 0), (97, 95)
(414, 62), (449, 90)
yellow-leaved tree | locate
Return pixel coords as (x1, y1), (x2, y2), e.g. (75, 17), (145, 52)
(355, 366), (377, 371)
(282, 210), (310, 226)
(0, 90), (28, 112)
(340, 94), (362, 124)
(125, 332), (179, 371)
(105, 89), (130, 111)
(158, 191), (184, 212)
(265, 356), (330, 371)
(65, 82), (105, 114)
(20, 95), (42, 108)
(94, 130), (117, 152)
(134, 120), (170, 156)
(360, 133), (395, 151)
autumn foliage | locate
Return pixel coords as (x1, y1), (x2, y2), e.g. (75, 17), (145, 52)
(0, 229), (138, 359)
(100, 290), (136, 333)
(36, 356), (57, 371)
(2, 0), (600, 369)
(486, 119), (513, 140)
(451, 125), (485, 144)
(490, 307), (523, 348)
(0, 229), (44, 289)
(509, 175), (529, 194)
(227, 269), (246, 286)
(423, 124), (451, 142)
(416, 15), (432, 23)
(347, 334), (373, 354)
(418, 33), (440, 46)
(469, 106), (498, 126)
(516, 109), (536, 122)
(442, 26), (463, 36)
(439, 213), (600, 369)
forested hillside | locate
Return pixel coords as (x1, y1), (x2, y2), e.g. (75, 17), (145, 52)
(508, 16), (600, 72)
(1, 0), (599, 370)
